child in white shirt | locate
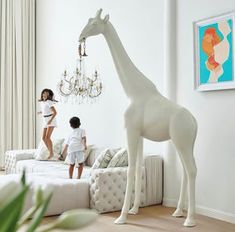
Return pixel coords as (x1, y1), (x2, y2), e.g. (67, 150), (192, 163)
(38, 89), (58, 159)
(61, 117), (87, 179)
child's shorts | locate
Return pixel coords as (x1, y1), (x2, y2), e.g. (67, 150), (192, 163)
(67, 151), (84, 165)
(43, 115), (57, 128)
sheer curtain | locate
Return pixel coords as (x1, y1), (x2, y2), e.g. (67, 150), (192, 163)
(0, 0), (36, 168)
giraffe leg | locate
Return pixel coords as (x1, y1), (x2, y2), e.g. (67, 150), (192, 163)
(129, 137), (143, 214)
(172, 165), (187, 217)
(183, 155), (197, 227)
(115, 129), (140, 224)
(170, 108), (197, 227)
(172, 144), (197, 226)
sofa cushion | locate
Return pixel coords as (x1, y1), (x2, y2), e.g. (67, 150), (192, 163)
(91, 149), (113, 169)
(85, 146), (105, 167)
(15, 159), (92, 179)
(107, 148), (128, 167)
(92, 148), (121, 169)
(0, 174), (90, 216)
(34, 139), (64, 160)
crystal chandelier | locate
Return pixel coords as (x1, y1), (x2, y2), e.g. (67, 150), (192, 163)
(57, 40), (102, 103)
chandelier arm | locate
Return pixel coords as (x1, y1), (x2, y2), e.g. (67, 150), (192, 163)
(58, 83), (73, 97)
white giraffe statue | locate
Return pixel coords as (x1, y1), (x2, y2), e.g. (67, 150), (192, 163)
(79, 9), (197, 227)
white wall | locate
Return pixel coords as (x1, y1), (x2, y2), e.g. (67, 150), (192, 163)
(163, 0), (235, 223)
(36, 0), (164, 152)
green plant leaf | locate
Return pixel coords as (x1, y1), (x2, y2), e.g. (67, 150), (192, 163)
(17, 206), (37, 228)
(18, 187), (44, 227)
(0, 185), (29, 232)
(21, 169), (26, 186)
(26, 192), (53, 232)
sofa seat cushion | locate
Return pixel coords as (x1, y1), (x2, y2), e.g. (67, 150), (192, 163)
(0, 174), (90, 216)
(15, 159), (91, 179)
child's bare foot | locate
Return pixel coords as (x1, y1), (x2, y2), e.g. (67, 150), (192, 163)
(48, 154), (54, 160)
(58, 154), (64, 161)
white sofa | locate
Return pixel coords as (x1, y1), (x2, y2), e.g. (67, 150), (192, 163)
(3, 147), (163, 215)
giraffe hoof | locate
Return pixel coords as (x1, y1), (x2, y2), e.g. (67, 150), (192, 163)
(183, 217), (196, 227)
(128, 207), (138, 214)
(172, 209), (184, 217)
(114, 214), (127, 224)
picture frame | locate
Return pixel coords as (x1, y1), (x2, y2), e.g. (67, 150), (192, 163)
(194, 12), (235, 91)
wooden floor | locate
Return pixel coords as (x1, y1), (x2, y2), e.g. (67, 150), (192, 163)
(37, 205), (235, 232)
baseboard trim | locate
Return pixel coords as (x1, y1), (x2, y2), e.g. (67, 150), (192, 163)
(163, 198), (235, 224)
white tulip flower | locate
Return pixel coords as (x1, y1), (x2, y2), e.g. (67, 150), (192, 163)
(55, 209), (98, 229)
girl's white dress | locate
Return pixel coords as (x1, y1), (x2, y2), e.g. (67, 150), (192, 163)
(41, 100), (57, 128)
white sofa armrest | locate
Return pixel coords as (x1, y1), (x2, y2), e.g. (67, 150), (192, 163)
(5, 149), (36, 174)
(89, 167), (146, 213)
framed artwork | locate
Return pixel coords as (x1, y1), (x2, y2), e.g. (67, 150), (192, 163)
(194, 12), (235, 91)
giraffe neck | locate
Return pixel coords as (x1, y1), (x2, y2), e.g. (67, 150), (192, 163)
(103, 22), (157, 99)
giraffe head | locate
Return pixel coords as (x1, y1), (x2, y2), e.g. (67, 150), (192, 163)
(79, 9), (109, 42)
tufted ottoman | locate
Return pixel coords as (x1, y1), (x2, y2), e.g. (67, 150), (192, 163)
(89, 155), (162, 213)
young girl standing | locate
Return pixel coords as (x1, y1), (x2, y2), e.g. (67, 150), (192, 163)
(38, 89), (58, 159)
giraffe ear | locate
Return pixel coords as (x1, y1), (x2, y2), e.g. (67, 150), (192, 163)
(96, 9), (102, 18)
(103, 14), (109, 23)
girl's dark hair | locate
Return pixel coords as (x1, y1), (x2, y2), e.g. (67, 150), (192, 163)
(69, 117), (81, 129)
(38, 88), (58, 102)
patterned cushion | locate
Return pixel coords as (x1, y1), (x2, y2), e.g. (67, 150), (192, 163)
(107, 148), (128, 167)
(92, 149), (113, 169)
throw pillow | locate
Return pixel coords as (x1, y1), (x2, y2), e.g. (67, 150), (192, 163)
(34, 138), (65, 160)
(92, 148), (114, 169)
(84, 144), (94, 161)
(53, 138), (65, 155)
(107, 148), (128, 167)
(86, 146), (105, 167)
